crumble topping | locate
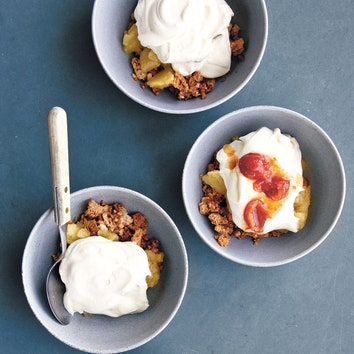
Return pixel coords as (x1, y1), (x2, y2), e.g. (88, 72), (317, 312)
(124, 21), (245, 100)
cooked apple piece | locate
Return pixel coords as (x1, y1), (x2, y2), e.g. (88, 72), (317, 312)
(294, 184), (311, 230)
(145, 250), (164, 288)
(202, 170), (226, 195)
(147, 68), (174, 89)
(140, 48), (161, 73)
(66, 222), (90, 244)
(122, 24), (142, 54)
(97, 225), (119, 241)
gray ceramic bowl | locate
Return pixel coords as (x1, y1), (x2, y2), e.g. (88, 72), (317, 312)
(182, 106), (346, 266)
(92, 0), (268, 114)
(22, 186), (188, 353)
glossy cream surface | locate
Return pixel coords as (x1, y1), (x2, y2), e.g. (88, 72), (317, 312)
(59, 236), (151, 317)
(134, 0), (234, 78)
(216, 127), (304, 233)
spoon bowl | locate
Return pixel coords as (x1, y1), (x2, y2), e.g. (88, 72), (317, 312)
(46, 107), (72, 325)
(46, 225), (71, 325)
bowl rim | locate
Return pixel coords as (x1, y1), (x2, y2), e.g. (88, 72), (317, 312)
(22, 185), (189, 353)
(182, 105), (346, 266)
(91, 0), (269, 114)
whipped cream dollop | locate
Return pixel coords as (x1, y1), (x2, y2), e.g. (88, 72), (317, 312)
(59, 236), (151, 317)
(216, 127), (304, 234)
(134, 0), (234, 78)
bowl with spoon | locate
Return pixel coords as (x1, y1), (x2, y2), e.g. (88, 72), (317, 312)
(22, 108), (188, 353)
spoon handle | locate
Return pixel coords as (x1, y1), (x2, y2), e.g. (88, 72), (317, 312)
(48, 107), (71, 226)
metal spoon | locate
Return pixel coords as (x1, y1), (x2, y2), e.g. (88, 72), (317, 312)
(46, 106), (72, 325)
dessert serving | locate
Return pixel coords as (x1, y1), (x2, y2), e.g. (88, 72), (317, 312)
(122, 0), (245, 100)
(23, 183), (188, 352)
(199, 127), (311, 246)
(55, 199), (164, 318)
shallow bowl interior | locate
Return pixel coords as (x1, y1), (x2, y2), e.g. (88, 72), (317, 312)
(23, 186), (188, 353)
(92, 0), (268, 114)
(182, 106), (346, 266)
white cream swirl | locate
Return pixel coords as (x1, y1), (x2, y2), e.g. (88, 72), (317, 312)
(59, 236), (151, 317)
(134, 0), (234, 78)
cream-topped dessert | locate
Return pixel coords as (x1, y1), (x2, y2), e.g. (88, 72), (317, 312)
(199, 127), (311, 246)
(216, 127), (304, 234)
(134, 0), (234, 78)
(59, 236), (151, 317)
(123, 0), (245, 99)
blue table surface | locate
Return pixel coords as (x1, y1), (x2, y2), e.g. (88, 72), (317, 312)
(1, 1), (353, 353)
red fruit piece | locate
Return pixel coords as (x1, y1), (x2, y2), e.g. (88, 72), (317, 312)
(244, 199), (268, 233)
(255, 176), (290, 201)
(239, 153), (271, 180)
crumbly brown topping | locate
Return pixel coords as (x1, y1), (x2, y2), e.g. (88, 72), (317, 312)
(230, 24), (246, 59)
(76, 200), (162, 253)
(128, 23), (245, 100)
(171, 71), (215, 100)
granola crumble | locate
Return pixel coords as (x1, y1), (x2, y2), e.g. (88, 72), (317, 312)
(76, 200), (162, 253)
(127, 23), (245, 100)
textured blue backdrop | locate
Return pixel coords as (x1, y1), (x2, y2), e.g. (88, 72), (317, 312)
(0, 0), (353, 353)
